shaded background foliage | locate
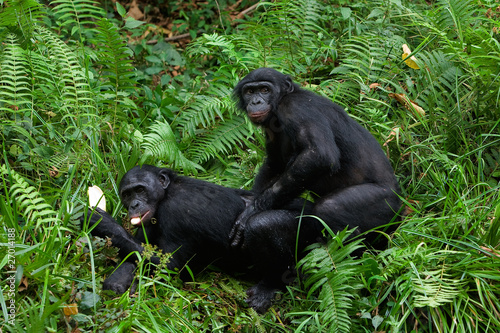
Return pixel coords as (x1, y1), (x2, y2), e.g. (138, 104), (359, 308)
(0, 0), (499, 332)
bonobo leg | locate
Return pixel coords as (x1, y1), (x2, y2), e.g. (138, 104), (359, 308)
(312, 184), (401, 244)
(241, 209), (315, 313)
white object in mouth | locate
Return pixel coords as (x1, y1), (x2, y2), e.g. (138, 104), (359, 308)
(130, 217), (142, 225)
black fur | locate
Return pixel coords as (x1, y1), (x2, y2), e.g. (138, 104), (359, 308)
(230, 67), (401, 248)
(84, 165), (312, 313)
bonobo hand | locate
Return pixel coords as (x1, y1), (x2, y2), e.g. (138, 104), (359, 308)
(253, 187), (275, 211)
(229, 190), (277, 248)
(229, 204), (258, 248)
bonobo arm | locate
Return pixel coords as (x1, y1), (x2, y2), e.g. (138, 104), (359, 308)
(83, 208), (162, 295)
(252, 159), (279, 194)
(254, 123), (340, 211)
(230, 121), (339, 248)
(83, 208), (144, 261)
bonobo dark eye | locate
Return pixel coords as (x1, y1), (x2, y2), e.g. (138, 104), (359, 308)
(261, 87), (269, 93)
(136, 187), (145, 194)
(246, 88), (254, 95)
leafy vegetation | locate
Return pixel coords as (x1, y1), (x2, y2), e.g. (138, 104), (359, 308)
(1, 0), (499, 331)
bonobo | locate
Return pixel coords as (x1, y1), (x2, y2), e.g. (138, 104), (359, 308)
(230, 67), (401, 248)
(83, 165), (313, 314)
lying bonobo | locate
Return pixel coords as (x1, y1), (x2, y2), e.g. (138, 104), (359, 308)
(83, 165), (314, 313)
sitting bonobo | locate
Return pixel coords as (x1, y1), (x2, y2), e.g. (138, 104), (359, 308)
(83, 165), (313, 314)
(230, 68), (402, 249)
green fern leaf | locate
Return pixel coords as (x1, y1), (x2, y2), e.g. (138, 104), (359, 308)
(141, 120), (203, 174)
(297, 228), (366, 333)
(412, 269), (466, 308)
(51, 0), (105, 32)
(0, 0), (45, 37)
(94, 18), (137, 92)
(0, 164), (62, 230)
(0, 34), (32, 114)
(175, 85), (234, 137)
(433, 0), (475, 38)
(34, 26), (95, 116)
(188, 116), (254, 164)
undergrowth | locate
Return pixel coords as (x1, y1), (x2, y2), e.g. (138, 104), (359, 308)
(0, 0), (499, 332)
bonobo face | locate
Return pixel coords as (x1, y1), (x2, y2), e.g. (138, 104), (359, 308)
(119, 166), (170, 226)
(242, 81), (274, 124)
(235, 68), (296, 125)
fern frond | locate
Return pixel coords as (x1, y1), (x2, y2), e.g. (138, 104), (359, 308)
(187, 0), (333, 72)
(264, 0), (325, 42)
(175, 85), (234, 136)
(432, 0), (475, 39)
(34, 26), (95, 117)
(412, 269), (466, 308)
(188, 116), (254, 164)
(0, 0), (45, 37)
(51, 0), (105, 33)
(324, 34), (405, 109)
(412, 50), (466, 152)
(187, 33), (244, 68)
(141, 120), (203, 174)
(0, 164), (62, 230)
(413, 50), (463, 109)
(94, 18), (137, 93)
(297, 228), (366, 333)
(0, 34), (32, 114)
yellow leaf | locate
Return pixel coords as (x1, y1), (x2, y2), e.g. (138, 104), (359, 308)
(402, 44), (420, 69)
(63, 303), (79, 316)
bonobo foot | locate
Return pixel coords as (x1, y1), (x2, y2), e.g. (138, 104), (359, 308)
(246, 282), (277, 314)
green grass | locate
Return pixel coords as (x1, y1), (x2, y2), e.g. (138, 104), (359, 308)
(1, 0), (499, 331)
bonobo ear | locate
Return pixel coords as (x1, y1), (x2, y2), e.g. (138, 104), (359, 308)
(284, 76), (294, 94)
(158, 169), (171, 190)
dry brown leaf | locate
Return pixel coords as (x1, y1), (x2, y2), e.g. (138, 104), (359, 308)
(389, 93), (425, 117)
(18, 275), (28, 292)
(383, 127), (400, 146)
(127, 0), (144, 20)
(480, 246), (500, 258)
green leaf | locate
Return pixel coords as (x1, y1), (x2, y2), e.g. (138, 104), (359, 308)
(367, 8), (385, 19)
(79, 292), (100, 310)
(124, 17), (145, 29)
(372, 315), (384, 329)
(145, 55), (162, 63)
(116, 2), (126, 17)
(340, 7), (352, 20)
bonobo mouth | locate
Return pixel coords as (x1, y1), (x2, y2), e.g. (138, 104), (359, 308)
(249, 110), (270, 123)
(129, 211), (151, 226)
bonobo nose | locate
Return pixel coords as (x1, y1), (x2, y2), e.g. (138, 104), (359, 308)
(130, 200), (140, 209)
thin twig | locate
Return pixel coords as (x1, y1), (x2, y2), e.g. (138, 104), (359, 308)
(146, 32), (193, 45)
(235, 2), (260, 20)
(145, 2), (260, 45)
